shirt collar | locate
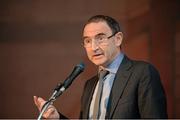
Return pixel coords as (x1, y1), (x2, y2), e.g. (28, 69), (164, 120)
(99, 52), (124, 74)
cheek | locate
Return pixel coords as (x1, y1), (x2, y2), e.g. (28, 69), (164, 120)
(103, 45), (116, 59)
(104, 51), (112, 61)
(103, 46), (112, 56)
(85, 49), (92, 59)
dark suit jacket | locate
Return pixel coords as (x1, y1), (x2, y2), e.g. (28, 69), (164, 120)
(80, 55), (167, 119)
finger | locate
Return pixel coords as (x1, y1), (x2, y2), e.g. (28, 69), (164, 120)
(33, 96), (38, 106)
(33, 96), (42, 111)
(33, 96), (46, 111)
(43, 107), (55, 118)
(37, 97), (47, 111)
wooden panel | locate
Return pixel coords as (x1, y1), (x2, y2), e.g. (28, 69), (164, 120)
(123, 32), (150, 61)
(174, 21), (180, 117)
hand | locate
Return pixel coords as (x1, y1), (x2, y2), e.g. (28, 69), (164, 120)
(33, 96), (60, 119)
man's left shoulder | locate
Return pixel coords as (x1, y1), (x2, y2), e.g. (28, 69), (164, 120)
(127, 56), (159, 73)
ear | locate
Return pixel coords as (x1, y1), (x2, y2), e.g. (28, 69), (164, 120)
(115, 32), (123, 47)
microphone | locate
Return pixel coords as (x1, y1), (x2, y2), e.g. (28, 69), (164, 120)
(53, 62), (85, 99)
(37, 62), (85, 120)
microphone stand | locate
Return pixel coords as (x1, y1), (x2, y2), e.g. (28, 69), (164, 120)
(37, 83), (65, 120)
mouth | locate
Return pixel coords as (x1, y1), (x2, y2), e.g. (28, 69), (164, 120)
(92, 53), (103, 58)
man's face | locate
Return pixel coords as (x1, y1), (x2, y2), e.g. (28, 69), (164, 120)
(83, 21), (123, 67)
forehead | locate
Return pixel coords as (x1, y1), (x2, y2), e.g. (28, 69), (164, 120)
(83, 21), (112, 37)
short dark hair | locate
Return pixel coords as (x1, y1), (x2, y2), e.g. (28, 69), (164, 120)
(84, 15), (121, 34)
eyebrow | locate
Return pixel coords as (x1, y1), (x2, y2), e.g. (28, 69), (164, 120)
(83, 33), (106, 39)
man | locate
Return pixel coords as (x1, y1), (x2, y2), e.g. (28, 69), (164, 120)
(34, 15), (167, 119)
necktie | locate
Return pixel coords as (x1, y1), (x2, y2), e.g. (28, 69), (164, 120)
(92, 70), (109, 119)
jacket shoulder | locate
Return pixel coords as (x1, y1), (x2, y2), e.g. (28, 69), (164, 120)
(127, 57), (160, 74)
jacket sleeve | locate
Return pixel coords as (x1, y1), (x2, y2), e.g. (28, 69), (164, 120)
(79, 79), (90, 119)
(138, 64), (168, 118)
(59, 112), (68, 119)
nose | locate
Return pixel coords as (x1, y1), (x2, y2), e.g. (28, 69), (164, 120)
(91, 40), (99, 50)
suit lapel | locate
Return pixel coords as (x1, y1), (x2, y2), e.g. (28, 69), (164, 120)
(83, 75), (99, 118)
(107, 56), (133, 118)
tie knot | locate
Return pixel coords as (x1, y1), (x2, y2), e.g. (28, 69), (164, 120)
(99, 70), (109, 80)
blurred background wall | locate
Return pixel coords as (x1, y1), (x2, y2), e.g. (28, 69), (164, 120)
(0, 0), (179, 118)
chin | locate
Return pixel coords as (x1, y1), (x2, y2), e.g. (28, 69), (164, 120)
(92, 60), (107, 67)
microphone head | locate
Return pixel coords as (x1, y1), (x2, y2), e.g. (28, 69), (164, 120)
(53, 62), (86, 99)
(76, 62), (85, 71)
(62, 62), (85, 89)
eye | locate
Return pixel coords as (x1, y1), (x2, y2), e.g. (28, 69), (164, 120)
(84, 38), (91, 44)
(96, 35), (105, 41)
